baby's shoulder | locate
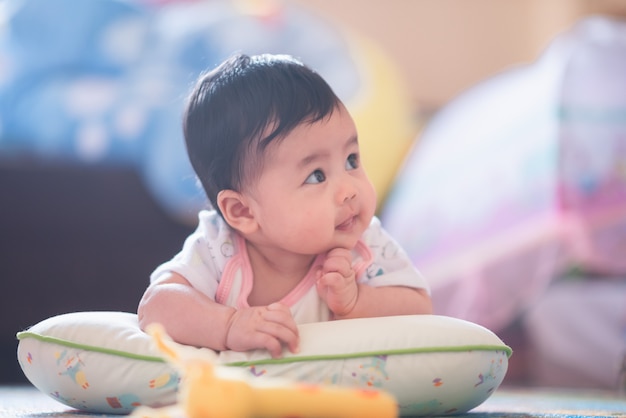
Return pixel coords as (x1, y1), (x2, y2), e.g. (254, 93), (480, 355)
(190, 210), (241, 268)
(197, 210), (234, 237)
(195, 210), (239, 252)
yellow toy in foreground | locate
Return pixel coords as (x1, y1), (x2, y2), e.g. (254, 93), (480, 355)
(132, 324), (398, 418)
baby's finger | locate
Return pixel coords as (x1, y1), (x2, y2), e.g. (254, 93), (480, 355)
(266, 302), (291, 314)
(254, 332), (284, 358)
(322, 255), (352, 277)
(264, 304), (298, 330)
(257, 320), (300, 355)
(264, 304), (300, 353)
(326, 247), (352, 260)
(226, 322), (281, 356)
(318, 271), (349, 291)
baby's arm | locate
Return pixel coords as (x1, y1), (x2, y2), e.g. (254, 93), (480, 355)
(138, 272), (299, 358)
(334, 285), (432, 320)
(316, 248), (432, 320)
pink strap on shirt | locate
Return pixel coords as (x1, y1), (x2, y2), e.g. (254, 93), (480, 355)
(214, 234), (246, 306)
(216, 234), (373, 308)
(352, 240), (374, 279)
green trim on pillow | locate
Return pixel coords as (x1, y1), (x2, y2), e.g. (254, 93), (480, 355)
(16, 331), (166, 363)
(226, 344), (512, 367)
(17, 331), (512, 368)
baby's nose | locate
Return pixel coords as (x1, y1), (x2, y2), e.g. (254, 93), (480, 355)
(337, 181), (357, 204)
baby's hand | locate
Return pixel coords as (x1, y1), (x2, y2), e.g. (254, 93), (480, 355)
(225, 303), (299, 358)
(316, 248), (358, 317)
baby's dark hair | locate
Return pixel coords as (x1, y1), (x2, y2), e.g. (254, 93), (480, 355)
(183, 53), (343, 215)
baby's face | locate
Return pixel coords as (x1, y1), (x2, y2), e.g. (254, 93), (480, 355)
(244, 105), (377, 256)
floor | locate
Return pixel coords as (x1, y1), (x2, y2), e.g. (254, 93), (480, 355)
(2, 385), (626, 417)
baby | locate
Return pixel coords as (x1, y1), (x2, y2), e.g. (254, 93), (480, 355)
(138, 53), (432, 359)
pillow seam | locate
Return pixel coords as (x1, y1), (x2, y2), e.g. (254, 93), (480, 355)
(226, 344), (512, 367)
(16, 331), (166, 363)
(17, 331), (512, 366)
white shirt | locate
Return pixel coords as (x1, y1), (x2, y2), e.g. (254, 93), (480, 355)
(151, 210), (429, 323)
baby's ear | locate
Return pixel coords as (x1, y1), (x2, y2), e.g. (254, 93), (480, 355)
(217, 190), (258, 235)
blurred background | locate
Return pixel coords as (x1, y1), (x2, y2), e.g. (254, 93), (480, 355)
(1, 0), (625, 391)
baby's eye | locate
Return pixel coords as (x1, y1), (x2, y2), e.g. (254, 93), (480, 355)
(345, 153), (359, 170)
(304, 169), (326, 184)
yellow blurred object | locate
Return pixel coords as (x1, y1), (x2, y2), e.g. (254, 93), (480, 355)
(345, 34), (419, 209)
(233, 0), (282, 19)
(131, 324), (398, 418)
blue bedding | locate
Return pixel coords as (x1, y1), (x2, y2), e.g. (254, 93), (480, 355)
(0, 0), (361, 223)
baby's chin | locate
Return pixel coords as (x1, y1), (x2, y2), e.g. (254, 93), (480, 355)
(311, 224), (368, 254)
(324, 236), (362, 254)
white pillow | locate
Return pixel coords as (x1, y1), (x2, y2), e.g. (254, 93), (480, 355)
(17, 312), (511, 416)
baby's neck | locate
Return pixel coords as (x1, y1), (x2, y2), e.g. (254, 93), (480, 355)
(245, 241), (317, 306)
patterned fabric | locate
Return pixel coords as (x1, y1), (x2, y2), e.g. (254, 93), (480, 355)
(17, 312), (511, 416)
(382, 16), (626, 332)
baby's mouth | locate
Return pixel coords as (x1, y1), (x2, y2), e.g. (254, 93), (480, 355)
(336, 215), (356, 231)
